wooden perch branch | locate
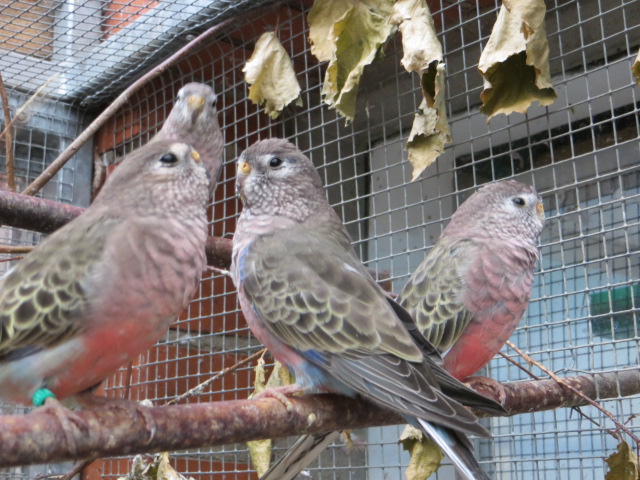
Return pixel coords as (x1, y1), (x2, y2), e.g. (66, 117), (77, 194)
(0, 190), (233, 268)
(0, 370), (638, 468)
(0, 190), (84, 234)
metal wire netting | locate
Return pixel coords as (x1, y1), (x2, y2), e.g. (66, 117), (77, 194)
(0, 0), (639, 479)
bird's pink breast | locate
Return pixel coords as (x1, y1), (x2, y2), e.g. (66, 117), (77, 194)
(442, 309), (522, 380)
(52, 312), (172, 399)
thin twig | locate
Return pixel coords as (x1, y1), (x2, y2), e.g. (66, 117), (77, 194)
(498, 351), (541, 380)
(91, 149), (107, 200)
(59, 460), (85, 480)
(571, 406), (615, 435)
(499, 350), (599, 428)
(21, 14), (240, 197)
(165, 348), (267, 406)
(124, 361), (134, 400)
(0, 74), (59, 144)
(0, 256), (23, 262)
(501, 348), (626, 441)
(0, 73), (15, 191)
(506, 340), (640, 446)
(0, 244), (33, 254)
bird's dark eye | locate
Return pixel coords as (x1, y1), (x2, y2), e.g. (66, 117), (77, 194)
(160, 153), (179, 165)
(512, 197), (526, 206)
(269, 156), (283, 168)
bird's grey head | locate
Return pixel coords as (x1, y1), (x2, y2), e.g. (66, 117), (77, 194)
(95, 140), (209, 213)
(166, 83), (219, 129)
(448, 179), (545, 241)
(236, 138), (326, 221)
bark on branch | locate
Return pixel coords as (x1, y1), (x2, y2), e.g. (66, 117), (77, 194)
(0, 370), (638, 468)
(0, 191), (388, 288)
(0, 190), (233, 268)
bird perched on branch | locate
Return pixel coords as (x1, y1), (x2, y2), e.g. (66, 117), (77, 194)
(260, 179), (545, 480)
(231, 139), (505, 480)
(0, 141), (209, 452)
(397, 179), (545, 380)
(153, 82), (224, 193)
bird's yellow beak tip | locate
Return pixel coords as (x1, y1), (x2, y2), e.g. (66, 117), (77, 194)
(239, 161), (252, 175)
(191, 149), (201, 163)
(188, 95), (205, 111)
(536, 201), (544, 218)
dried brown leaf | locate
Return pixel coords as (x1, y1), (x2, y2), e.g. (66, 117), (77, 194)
(308, 0), (353, 62)
(399, 425), (444, 480)
(478, 0), (556, 120)
(632, 49), (640, 85)
(117, 453), (195, 480)
(243, 31), (302, 119)
(605, 441), (639, 480)
(391, 0), (449, 179)
(247, 360), (295, 476)
(319, 0), (396, 121)
(157, 452), (196, 480)
(604, 441), (640, 480)
(406, 63), (450, 180)
(391, 0), (442, 72)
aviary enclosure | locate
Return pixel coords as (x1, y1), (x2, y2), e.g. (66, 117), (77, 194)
(0, 0), (638, 479)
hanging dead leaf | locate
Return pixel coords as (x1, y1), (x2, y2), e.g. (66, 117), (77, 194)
(117, 453), (195, 480)
(391, 0), (450, 180)
(157, 452), (196, 480)
(247, 359), (295, 476)
(605, 441), (639, 480)
(243, 31), (302, 119)
(343, 430), (355, 451)
(391, 0), (442, 72)
(632, 49), (640, 85)
(117, 455), (150, 480)
(399, 425), (444, 480)
(319, 0), (396, 121)
(406, 63), (451, 180)
(308, 0), (353, 62)
(478, 0), (556, 120)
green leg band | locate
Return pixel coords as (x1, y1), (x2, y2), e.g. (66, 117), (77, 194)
(33, 388), (56, 407)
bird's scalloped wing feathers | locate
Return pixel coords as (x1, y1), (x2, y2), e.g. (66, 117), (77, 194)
(388, 297), (506, 416)
(241, 230), (491, 438)
(241, 229), (423, 363)
(327, 350), (492, 438)
(0, 215), (120, 360)
(398, 239), (477, 352)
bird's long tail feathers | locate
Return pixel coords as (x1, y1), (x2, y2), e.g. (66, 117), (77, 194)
(260, 431), (341, 480)
(417, 419), (490, 480)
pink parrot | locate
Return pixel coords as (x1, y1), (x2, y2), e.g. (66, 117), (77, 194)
(396, 179), (545, 380)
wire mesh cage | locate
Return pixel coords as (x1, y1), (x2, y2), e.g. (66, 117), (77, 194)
(0, 0), (639, 479)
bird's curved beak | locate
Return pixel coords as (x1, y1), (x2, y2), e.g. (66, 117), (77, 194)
(536, 201), (545, 220)
(188, 94), (205, 112)
(238, 161), (252, 175)
(191, 149), (201, 163)
(236, 161), (251, 204)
